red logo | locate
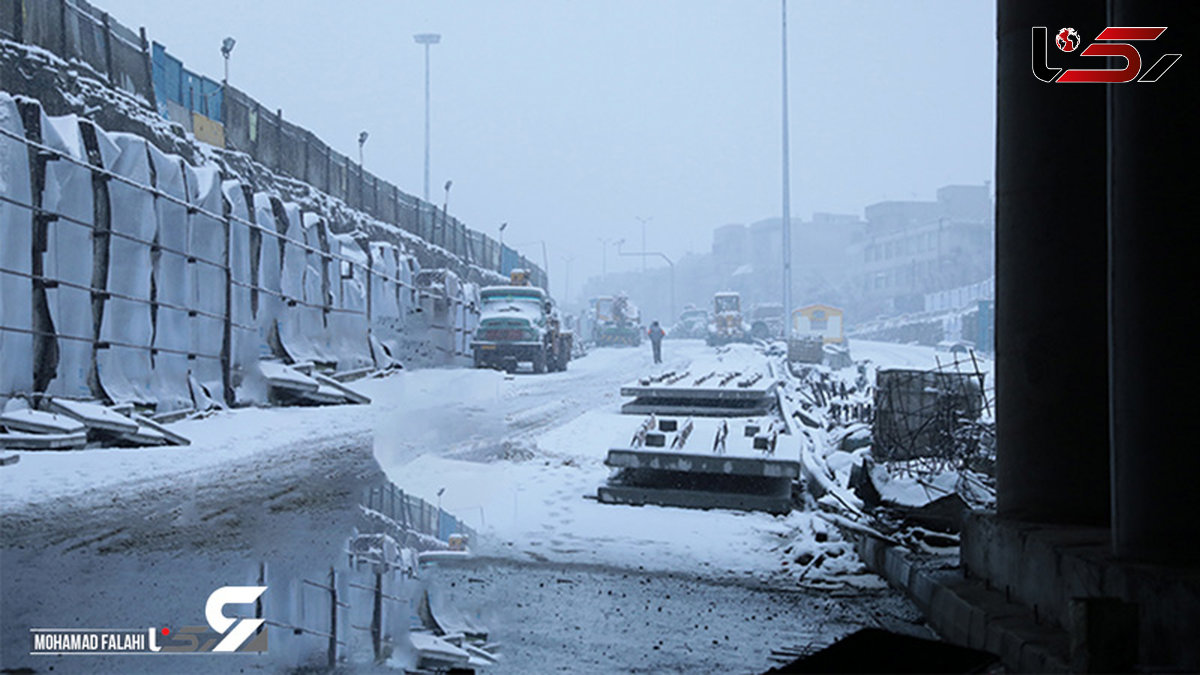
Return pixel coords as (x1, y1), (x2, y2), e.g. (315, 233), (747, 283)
(1056, 27), (1081, 52)
(1031, 26), (1182, 83)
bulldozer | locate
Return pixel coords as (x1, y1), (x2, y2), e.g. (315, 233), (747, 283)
(706, 291), (751, 346)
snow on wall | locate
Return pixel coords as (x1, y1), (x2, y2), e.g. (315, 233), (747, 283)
(146, 142), (193, 412)
(277, 202), (320, 365)
(1, 97), (477, 411)
(252, 193), (285, 359)
(0, 94), (33, 405)
(40, 112), (96, 400)
(184, 162), (227, 401)
(96, 132), (156, 406)
(329, 233), (373, 372)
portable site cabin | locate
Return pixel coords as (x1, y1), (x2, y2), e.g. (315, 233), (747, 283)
(792, 304), (844, 344)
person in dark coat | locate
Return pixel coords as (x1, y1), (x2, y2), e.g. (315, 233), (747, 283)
(648, 321), (665, 364)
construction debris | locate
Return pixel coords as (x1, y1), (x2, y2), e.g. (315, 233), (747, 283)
(0, 397), (191, 451)
(259, 361), (371, 406)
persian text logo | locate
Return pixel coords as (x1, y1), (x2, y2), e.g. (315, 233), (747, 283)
(30, 586), (267, 655)
(1032, 26), (1182, 83)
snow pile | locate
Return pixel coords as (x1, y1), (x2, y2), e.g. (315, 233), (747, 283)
(770, 512), (887, 589)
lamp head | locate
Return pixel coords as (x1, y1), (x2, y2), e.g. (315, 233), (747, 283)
(221, 37), (236, 57)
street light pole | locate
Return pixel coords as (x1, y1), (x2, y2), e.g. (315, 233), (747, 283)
(635, 216), (652, 273)
(436, 487), (445, 540)
(616, 240), (675, 321)
(413, 33), (441, 203)
(358, 130), (368, 167)
(780, 0), (793, 340)
(220, 37), (235, 85)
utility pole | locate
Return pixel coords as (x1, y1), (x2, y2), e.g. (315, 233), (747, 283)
(635, 216), (652, 273)
(414, 33), (441, 202)
(780, 0), (793, 340)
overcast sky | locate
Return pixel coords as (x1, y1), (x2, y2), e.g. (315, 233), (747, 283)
(100, 0), (995, 298)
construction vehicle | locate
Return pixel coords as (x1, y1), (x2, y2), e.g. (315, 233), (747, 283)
(470, 269), (572, 373)
(748, 302), (785, 340)
(670, 305), (709, 339)
(706, 291), (751, 346)
(594, 292), (643, 346)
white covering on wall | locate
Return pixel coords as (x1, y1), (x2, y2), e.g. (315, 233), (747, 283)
(146, 143), (193, 412)
(96, 133), (156, 406)
(40, 113), (95, 399)
(184, 163), (226, 400)
(0, 94), (33, 403)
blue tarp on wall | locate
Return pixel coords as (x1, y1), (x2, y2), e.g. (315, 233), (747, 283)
(151, 42), (222, 122)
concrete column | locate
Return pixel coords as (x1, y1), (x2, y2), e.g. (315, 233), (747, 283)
(995, 2), (1111, 524)
(1109, 1), (1200, 562)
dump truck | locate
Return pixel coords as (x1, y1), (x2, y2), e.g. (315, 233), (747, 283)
(471, 269), (572, 373)
(706, 291), (751, 345)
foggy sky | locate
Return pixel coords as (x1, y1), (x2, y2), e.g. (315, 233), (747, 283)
(99, 0), (996, 302)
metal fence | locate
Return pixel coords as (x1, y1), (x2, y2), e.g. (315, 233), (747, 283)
(0, 95), (479, 411)
(363, 481), (478, 545)
(4, 0), (155, 105)
(3, 0), (546, 287)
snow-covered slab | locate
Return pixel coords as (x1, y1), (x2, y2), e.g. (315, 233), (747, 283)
(258, 361), (320, 394)
(312, 372), (371, 405)
(45, 399), (139, 434)
(305, 384), (349, 405)
(0, 452), (18, 466)
(605, 449), (800, 479)
(409, 631), (471, 665)
(620, 347), (779, 416)
(0, 431), (88, 450)
(130, 413), (190, 446)
(597, 484), (794, 515)
(620, 415), (793, 460)
(0, 409), (86, 435)
(117, 422), (168, 446)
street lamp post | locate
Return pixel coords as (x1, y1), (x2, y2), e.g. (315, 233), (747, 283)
(220, 37), (235, 85)
(616, 240), (675, 321)
(358, 130), (368, 167)
(436, 487), (445, 540)
(498, 222), (508, 273)
(635, 216), (652, 273)
(440, 180), (453, 249)
(413, 33), (441, 203)
(780, 0), (794, 340)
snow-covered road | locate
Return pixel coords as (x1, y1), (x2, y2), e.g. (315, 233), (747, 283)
(1, 338), (962, 672)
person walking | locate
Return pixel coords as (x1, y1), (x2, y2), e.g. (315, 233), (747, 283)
(648, 320), (665, 364)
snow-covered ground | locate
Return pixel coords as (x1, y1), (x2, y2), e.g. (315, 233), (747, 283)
(2, 337), (968, 671)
